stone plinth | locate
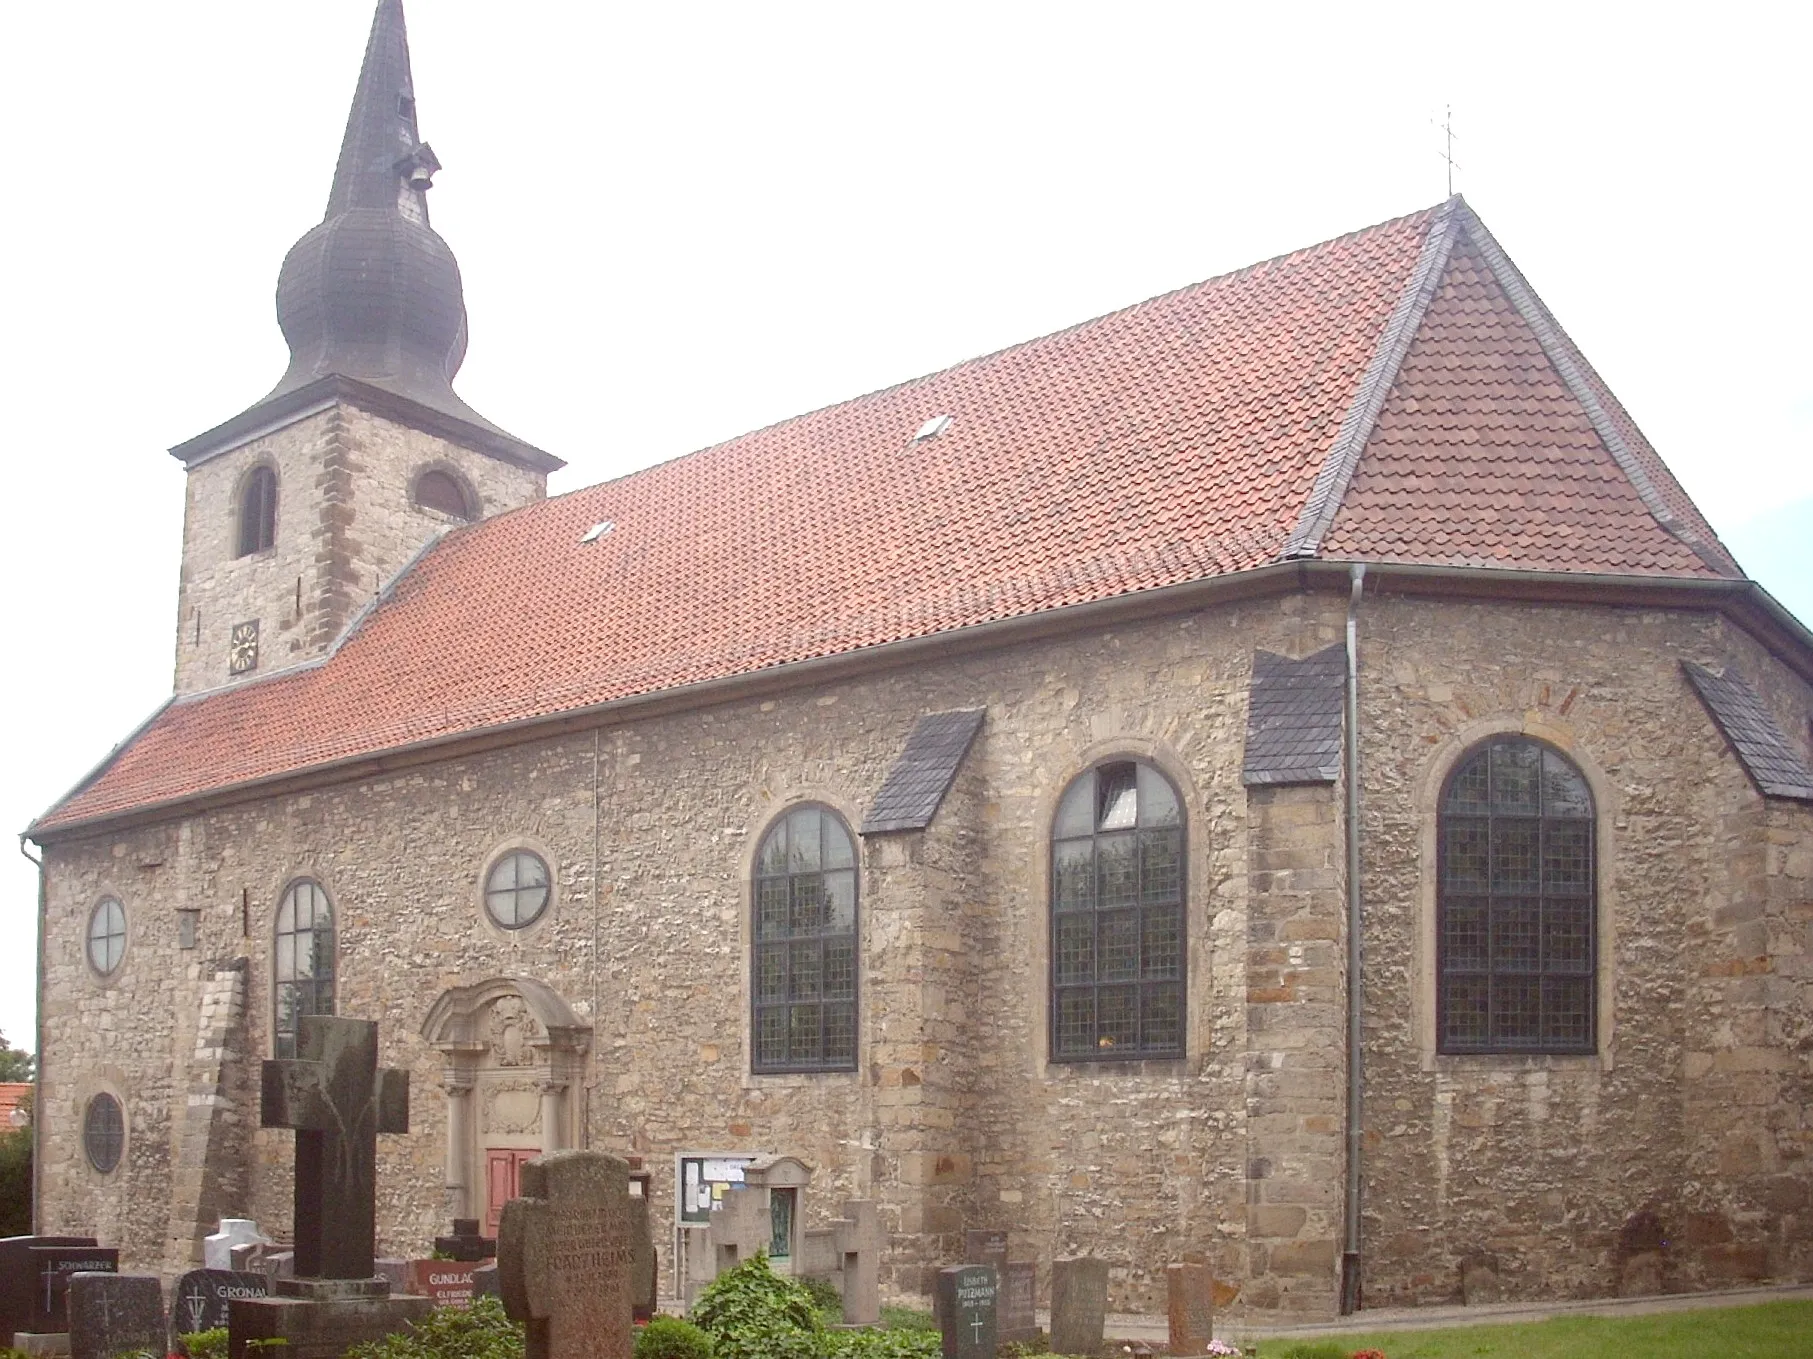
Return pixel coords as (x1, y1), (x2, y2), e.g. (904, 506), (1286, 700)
(228, 1289), (433, 1359)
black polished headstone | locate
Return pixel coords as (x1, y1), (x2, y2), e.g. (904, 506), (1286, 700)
(172, 1271), (269, 1339)
(0, 1237), (94, 1344)
(28, 1246), (119, 1334)
(431, 1219), (496, 1263)
(67, 1273), (163, 1359)
(934, 1265), (997, 1359)
(260, 1014), (409, 1279)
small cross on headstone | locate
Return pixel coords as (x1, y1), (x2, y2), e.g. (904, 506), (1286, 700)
(261, 1015), (409, 1280)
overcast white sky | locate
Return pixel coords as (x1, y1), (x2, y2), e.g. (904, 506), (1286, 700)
(2, 2), (1808, 1055)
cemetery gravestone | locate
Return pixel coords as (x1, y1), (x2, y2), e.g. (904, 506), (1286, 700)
(405, 1261), (484, 1308)
(472, 1263), (501, 1299)
(171, 1271), (269, 1340)
(433, 1219), (497, 1262)
(1165, 1262), (1214, 1356)
(67, 1273), (163, 1359)
(934, 1266), (997, 1359)
(28, 1246), (119, 1335)
(228, 1016), (430, 1359)
(997, 1262), (1038, 1344)
(499, 1150), (633, 1359)
(204, 1221), (267, 1272)
(1048, 1257), (1108, 1358)
(962, 1231), (1008, 1271)
(0, 1237), (94, 1347)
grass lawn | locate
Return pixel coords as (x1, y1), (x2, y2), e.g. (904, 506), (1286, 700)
(1249, 1300), (1813, 1359)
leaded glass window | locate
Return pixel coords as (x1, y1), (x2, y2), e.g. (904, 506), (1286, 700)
(1438, 737), (1596, 1054)
(1050, 760), (1185, 1061)
(87, 897), (126, 976)
(275, 879), (336, 1060)
(752, 805), (858, 1073)
(485, 850), (551, 929)
(83, 1094), (123, 1173)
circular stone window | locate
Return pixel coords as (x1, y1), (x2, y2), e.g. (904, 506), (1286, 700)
(84, 1093), (124, 1173)
(484, 850), (551, 929)
(87, 897), (126, 975)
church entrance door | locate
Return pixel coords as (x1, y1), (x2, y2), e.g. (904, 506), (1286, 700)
(485, 1148), (538, 1235)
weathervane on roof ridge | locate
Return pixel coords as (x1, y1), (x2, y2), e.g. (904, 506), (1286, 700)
(1434, 104), (1462, 197)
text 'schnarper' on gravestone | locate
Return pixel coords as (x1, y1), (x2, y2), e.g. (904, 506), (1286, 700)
(499, 1151), (633, 1359)
(935, 1266), (997, 1359)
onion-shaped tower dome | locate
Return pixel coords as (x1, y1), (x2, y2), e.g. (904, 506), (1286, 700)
(172, 0), (559, 472)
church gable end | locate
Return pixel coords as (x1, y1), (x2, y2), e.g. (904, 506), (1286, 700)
(1321, 227), (1723, 575)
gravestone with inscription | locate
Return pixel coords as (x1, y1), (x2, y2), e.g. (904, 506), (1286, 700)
(228, 1016), (431, 1359)
(1165, 1262), (1214, 1356)
(998, 1262), (1038, 1344)
(172, 1271), (269, 1341)
(406, 1261), (485, 1309)
(1048, 1257), (1108, 1358)
(962, 1231), (1008, 1272)
(27, 1245), (119, 1336)
(1, 1237), (95, 1346)
(499, 1150), (633, 1359)
(67, 1273), (163, 1359)
(934, 1266), (997, 1359)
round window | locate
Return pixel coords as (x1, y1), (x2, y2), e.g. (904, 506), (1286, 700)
(87, 898), (126, 975)
(485, 850), (551, 929)
(84, 1093), (124, 1173)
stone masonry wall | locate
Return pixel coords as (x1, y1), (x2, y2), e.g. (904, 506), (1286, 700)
(172, 403), (544, 694)
(37, 589), (1813, 1319)
(1354, 594), (1813, 1308)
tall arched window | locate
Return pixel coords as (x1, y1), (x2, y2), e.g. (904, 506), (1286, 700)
(1438, 737), (1596, 1054)
(752, 805), (858, 1073)
(1051, 760), (1185, 1061)
(237, 465), (278, 556)
(275, 879), (336, 1059)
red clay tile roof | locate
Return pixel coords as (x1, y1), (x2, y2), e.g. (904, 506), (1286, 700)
(33, 199), (1739, 834)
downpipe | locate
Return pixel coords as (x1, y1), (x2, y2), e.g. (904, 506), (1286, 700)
(1340, 563), (1366, 1315)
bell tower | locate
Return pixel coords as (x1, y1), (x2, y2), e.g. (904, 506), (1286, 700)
(168, 0), (562, 695)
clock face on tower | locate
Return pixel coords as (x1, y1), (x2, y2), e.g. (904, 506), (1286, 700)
(229, 619), (260, 676)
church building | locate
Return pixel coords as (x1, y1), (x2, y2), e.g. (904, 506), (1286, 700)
(25, 0), (1813, 1321)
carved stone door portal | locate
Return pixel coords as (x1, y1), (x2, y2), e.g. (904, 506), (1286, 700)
(421, 977), (592, 1224)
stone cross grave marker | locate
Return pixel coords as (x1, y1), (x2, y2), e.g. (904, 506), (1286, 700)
(499, 1150), (633, 1359)
(67, 1273), (164, 1359)
(433, 1219), (497, 1263)
(260, 1014), (409, 1279)
(173, 1271), (269, 1340)
(1165, 1262), (1214, 1356)
(1048, 1257), (1108, 1358)
(934, 1265), (997, 1359)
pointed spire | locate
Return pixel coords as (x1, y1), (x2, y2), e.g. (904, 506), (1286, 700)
(326, 0), (439, 222)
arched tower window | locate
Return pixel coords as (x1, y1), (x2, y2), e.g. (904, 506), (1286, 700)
(414, 468), (472, 520)
(1438, 737), (1596, 1054)
(752, 804), (858, 1073)
(274, 879), (336, 1059)
(237, 465), (278, 557)
(1051, 760), (1185, 1060)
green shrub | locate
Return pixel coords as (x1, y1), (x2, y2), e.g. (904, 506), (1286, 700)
(179, 1328), (231, 1359)
(635, 1317), (715, 1359)
(996, 1338), (1050, 1359)
(876, 1307), (939, 1334)
(689, 1253), (821, 1359)
(799, 1276), (844, 1325)
(345, 1296), (524, 1359)
(821, 1330), (941, 1359)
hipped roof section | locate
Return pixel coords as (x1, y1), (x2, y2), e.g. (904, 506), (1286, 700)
(34, 199), (1745, 836)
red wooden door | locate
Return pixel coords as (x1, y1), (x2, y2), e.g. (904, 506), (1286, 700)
(485, 1148), (539, 1234)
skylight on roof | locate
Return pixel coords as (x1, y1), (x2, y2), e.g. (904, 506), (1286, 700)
(581, 520), (615, 544)
(912, 414), (953, 442)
